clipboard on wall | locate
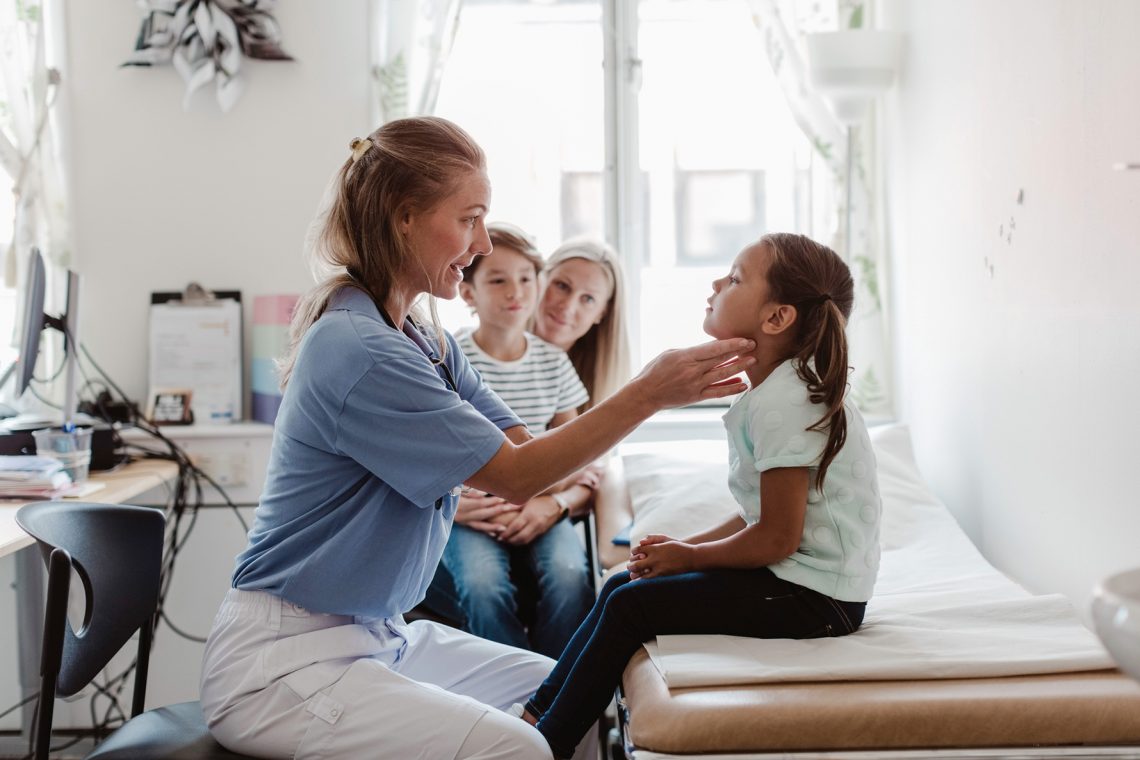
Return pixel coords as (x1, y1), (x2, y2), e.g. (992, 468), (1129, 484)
(148, 285), (243, 424)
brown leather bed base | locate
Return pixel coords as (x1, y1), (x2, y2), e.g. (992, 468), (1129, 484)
(619, 648), (1140, 756)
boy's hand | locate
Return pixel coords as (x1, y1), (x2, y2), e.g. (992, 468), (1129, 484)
(455, 491), (521, 535)
(498, 495), (562, 545)
(628, 534), (695, 579)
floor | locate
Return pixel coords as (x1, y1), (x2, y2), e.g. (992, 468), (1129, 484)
(0, 734), (95, 759)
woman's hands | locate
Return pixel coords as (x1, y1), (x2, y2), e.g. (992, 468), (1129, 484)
(628, 534), (696, 580)
(630, 338), (755, 410)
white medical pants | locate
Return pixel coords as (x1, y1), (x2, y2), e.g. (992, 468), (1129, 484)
(200, 589), (597, 760)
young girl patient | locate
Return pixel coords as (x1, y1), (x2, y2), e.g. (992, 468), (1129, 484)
(519, 232), (882, 759)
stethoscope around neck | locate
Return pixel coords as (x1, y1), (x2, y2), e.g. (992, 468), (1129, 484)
(347, 271), (460, 393)
(375, 303), (460, 393)
(349, 275), (461, 509)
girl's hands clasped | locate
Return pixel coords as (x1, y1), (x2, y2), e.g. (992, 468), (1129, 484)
(628, 534), (696, 580)
(632, 338), (755, 410)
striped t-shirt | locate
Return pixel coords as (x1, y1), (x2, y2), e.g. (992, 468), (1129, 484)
(456, 329), (589, 432)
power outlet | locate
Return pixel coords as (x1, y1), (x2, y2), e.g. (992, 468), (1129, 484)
(188, 449), (251, 488)
(117, 422), (273, 506)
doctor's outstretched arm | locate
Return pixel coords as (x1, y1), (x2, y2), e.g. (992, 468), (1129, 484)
(466, 338), (754, 505)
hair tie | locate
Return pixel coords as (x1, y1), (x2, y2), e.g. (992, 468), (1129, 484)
(349, 137), (373, 163)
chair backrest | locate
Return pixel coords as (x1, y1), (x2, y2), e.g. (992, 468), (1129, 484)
(15, 502), (165, 698)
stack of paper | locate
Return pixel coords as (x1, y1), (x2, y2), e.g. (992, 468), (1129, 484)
(0, 455), (72, 499)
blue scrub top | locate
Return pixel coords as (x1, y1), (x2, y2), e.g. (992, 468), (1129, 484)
(232, 287), (522, 618)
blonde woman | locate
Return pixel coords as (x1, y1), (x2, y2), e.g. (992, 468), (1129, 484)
(534, 237), (631, 410)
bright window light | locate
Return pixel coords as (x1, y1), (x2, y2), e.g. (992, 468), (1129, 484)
(424, 0), (819, 374)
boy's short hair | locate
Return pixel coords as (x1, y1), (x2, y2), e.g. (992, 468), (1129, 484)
(464, 222), (544, 281)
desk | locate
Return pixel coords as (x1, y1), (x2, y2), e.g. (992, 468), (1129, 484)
(0, 458), (179, 556)
(0, 459), (180, 738)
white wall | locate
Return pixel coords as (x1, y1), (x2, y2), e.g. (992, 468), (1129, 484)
(64, 0), (373, 406)
(882, 0), (1140, 615)
(0, 7), (375, 728)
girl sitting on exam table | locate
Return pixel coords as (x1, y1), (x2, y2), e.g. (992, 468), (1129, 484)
(518, 233), (881, 760)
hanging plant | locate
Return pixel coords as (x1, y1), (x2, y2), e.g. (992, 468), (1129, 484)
(122, 0), (293, 113)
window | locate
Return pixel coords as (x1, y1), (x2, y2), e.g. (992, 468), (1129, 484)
(433, 0), (605, 331)
(0, 128), (17, 373)
(433, 0), (819, 371)
(675, 169), (767, 267)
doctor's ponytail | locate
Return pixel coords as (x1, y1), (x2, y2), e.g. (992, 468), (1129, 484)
(279, 117), (486, 388)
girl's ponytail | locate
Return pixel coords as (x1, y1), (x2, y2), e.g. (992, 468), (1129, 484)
(795, 296), (849, 491)
(761, 233), (854, 491)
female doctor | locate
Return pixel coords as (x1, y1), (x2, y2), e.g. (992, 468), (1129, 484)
(198, 116), (754, 760)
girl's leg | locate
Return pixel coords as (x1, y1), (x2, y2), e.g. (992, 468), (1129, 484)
(525, 571), (633, 718)
(526, 519), (595, 658)
(443, 524), (530, 649)
(534, 568), (850, 759)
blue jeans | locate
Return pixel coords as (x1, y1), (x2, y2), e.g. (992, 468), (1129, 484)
(436, 520), (594, 658)
(527, 569), (866, 759)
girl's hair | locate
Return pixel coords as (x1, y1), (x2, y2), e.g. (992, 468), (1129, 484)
(760, 232), (854, 490)
(543, 237), (630, 408)
(279, 116), (486, 388)
(463, 221), (544, 281)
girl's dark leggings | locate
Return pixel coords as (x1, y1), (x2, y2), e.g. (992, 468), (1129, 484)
(526, 568), (866, 759)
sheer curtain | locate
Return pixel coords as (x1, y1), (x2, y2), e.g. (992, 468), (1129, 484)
(0, 0), (70, 288)
(372, 0), (463, 122)
(747, 0), (892, 417)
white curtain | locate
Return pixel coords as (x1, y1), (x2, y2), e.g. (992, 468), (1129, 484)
(372, 0), (463, 122)
(0, 0), (70, 286)
(747, 0), (892, 417)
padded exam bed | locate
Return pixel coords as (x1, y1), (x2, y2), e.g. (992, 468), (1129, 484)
(593, 426), (1140, 759)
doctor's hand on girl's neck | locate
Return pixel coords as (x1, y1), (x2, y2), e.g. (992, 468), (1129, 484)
(703, 241), (798, 389)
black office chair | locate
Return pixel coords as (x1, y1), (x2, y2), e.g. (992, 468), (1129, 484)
(16, 501), (253, 759)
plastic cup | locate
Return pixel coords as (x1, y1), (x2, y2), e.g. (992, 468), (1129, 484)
(32, 426), (94, 484)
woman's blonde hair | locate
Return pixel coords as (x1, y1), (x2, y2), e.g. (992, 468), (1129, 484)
(279, 116), (486, 388)
(761, 232), (854, 490)
(543, 237), (630, 409)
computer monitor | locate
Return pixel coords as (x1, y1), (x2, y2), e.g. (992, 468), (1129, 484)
(6, 247), (82, 427)
(13, 247), (47, 396)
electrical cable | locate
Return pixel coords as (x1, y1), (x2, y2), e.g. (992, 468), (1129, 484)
(26, 380), (60, 409)
(0, 692), (37, 722)
(16, 337), (258, 751)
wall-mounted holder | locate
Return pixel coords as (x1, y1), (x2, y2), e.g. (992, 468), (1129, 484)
(805, 30), (902, 258)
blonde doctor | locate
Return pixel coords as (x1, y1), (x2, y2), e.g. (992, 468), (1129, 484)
(198, 116), (755, 760)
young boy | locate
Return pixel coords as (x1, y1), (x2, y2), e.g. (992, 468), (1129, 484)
(457, 223), (588, 432)
(433, 222), (597, 658)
